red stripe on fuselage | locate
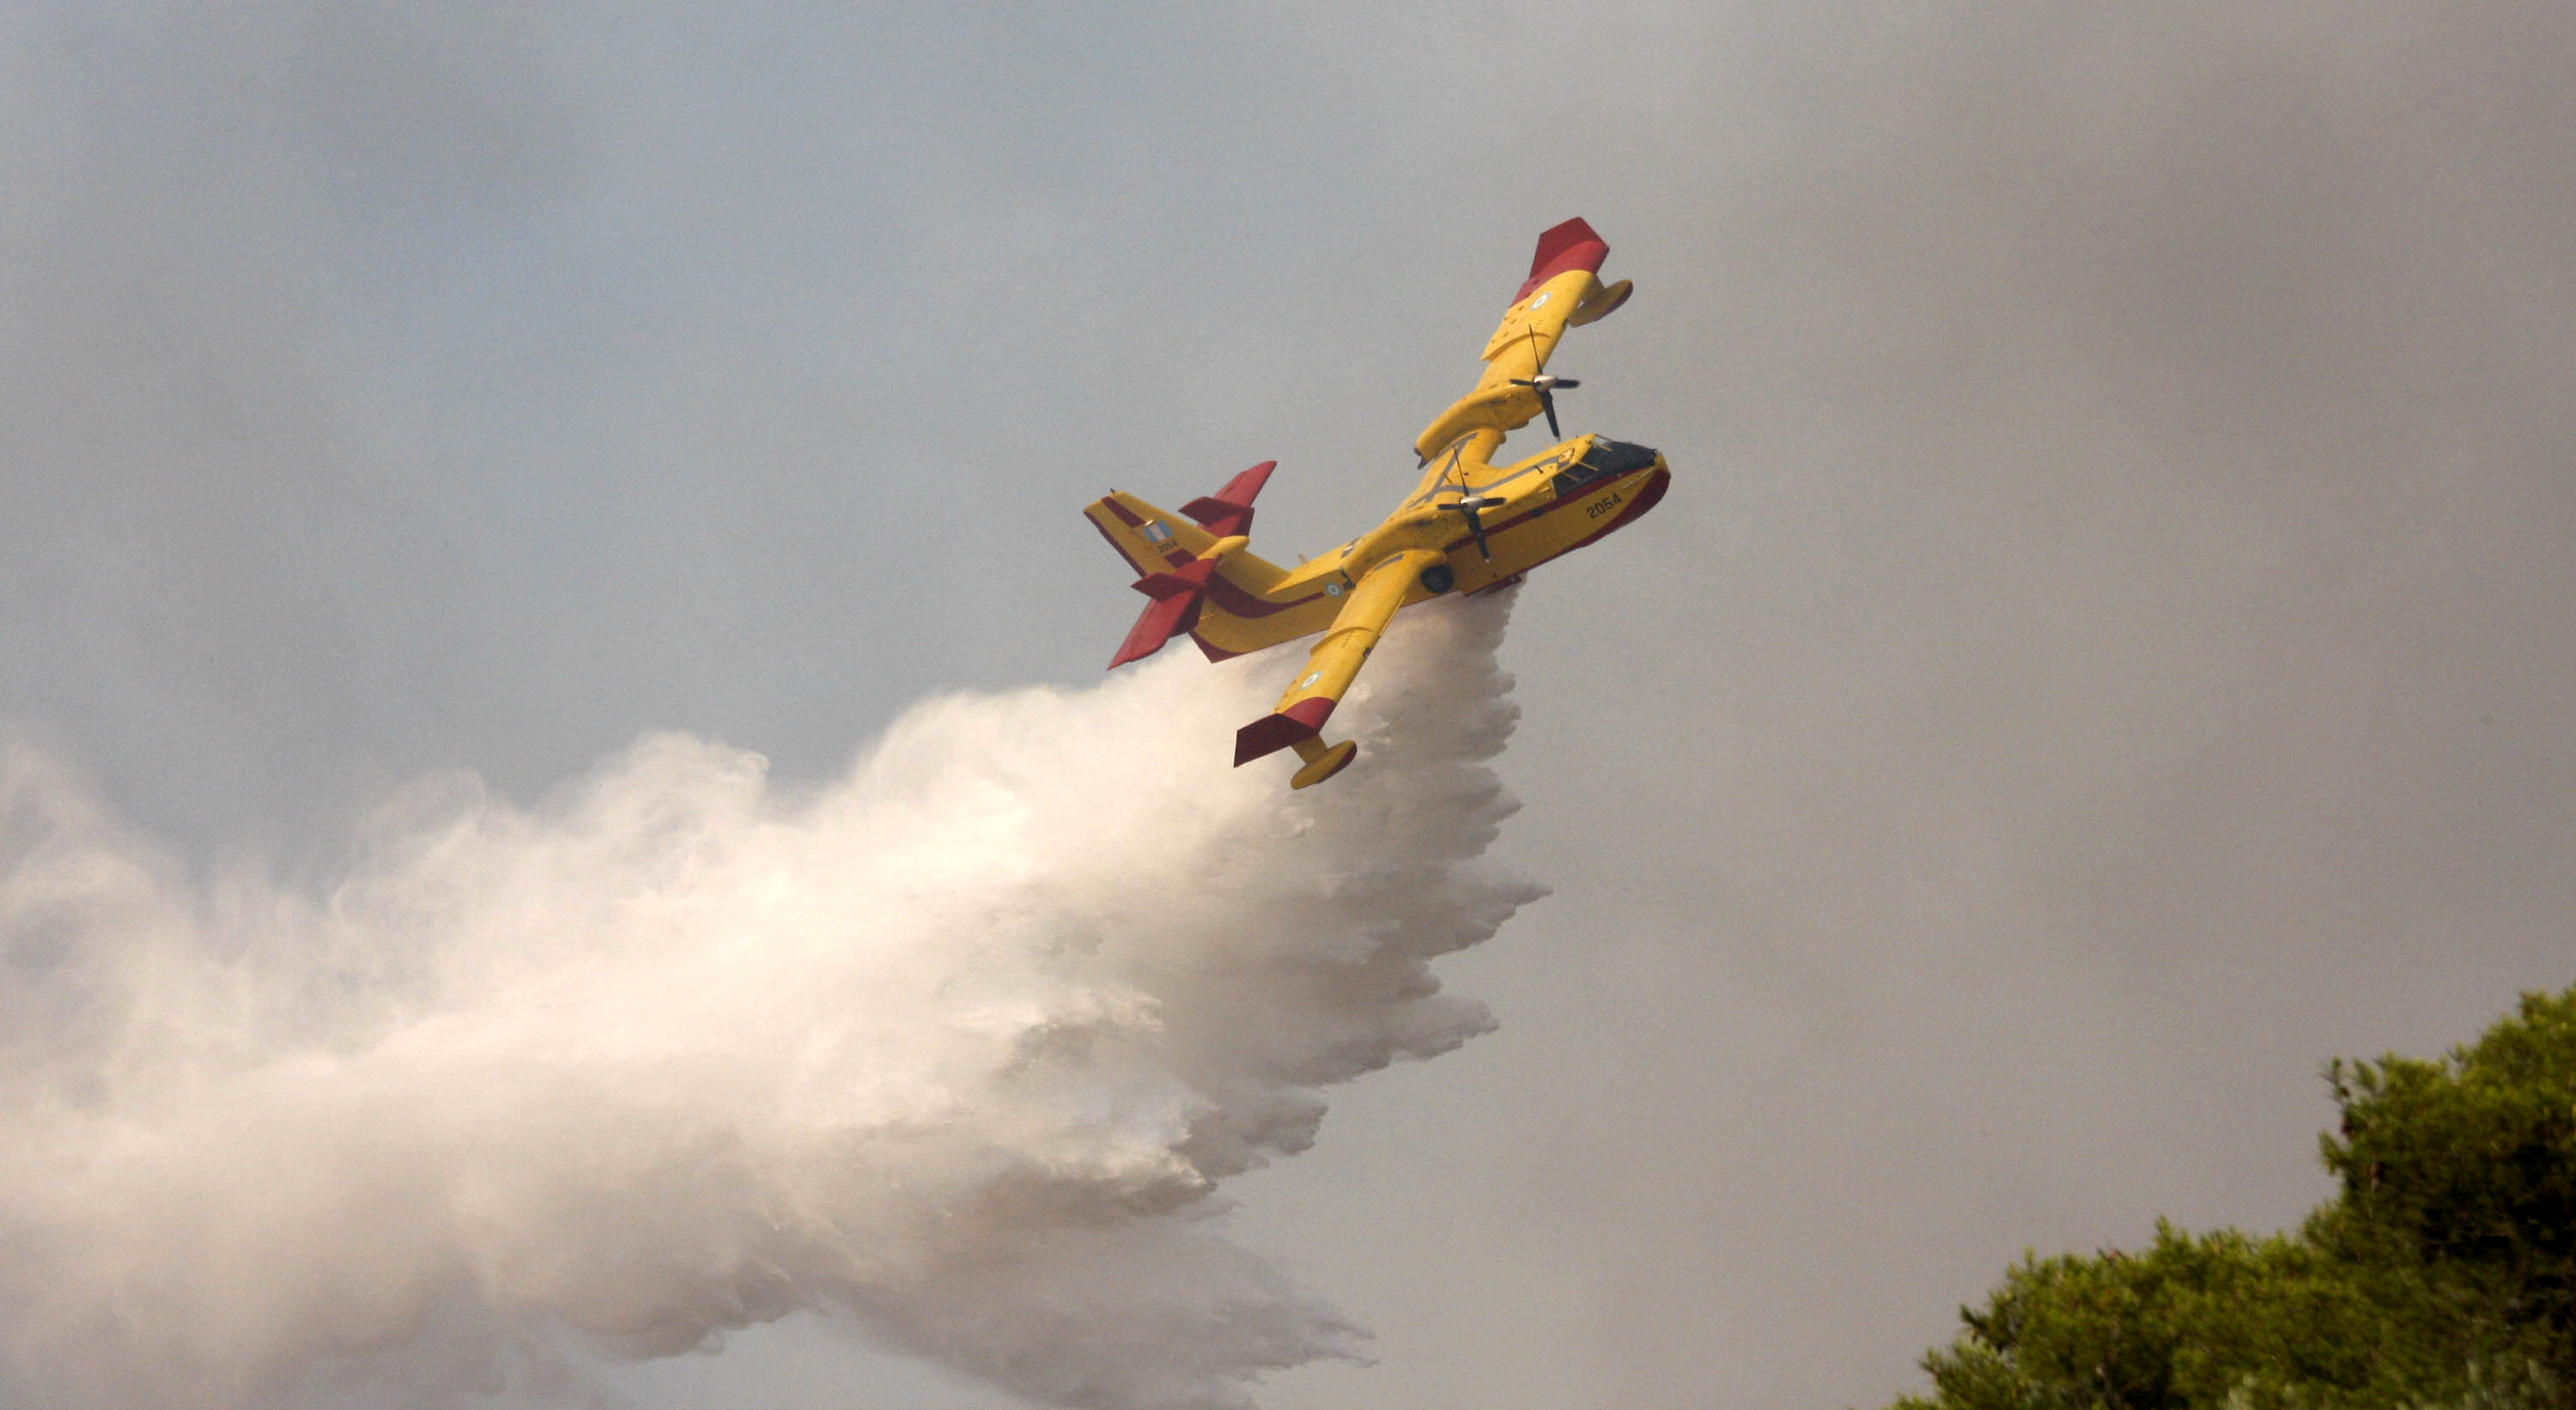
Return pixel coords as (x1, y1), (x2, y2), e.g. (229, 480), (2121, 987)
(1550, 466), (1669, 558)
(1097, 494), (1199, 568)
(1436, 465), (1667, 557)
(1088, 505), (1160, 578)
(1202, 575), (1323, 619)
(1095, 495), (1324, 619)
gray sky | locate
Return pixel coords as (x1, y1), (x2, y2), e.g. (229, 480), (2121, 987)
(5, 3), (2573, 1408)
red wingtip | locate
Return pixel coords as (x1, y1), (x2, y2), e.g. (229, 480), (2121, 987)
(1232, 697), (1336, 766)
(1515, 217), (1610, 303)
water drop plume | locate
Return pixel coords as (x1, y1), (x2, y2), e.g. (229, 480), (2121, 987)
(0, 593), (1541, 1410)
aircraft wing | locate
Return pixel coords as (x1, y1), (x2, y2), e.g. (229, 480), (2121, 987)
(1412, 217), (1631, 464)
(1233, 548), (1443, 779)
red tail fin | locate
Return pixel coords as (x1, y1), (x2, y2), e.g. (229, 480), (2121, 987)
(1102, 462), (1273, 669)
(1108, 556), (1218, 669)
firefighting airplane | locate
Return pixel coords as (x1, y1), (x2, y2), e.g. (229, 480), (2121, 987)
(1084, 217), (1670, 788)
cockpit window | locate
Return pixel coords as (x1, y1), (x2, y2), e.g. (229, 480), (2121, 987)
(1552, 438), (1659, 496)
(1582, 440), (1660, 476)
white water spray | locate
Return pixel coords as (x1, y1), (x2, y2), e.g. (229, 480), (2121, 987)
(0, 594), (1540, 1410)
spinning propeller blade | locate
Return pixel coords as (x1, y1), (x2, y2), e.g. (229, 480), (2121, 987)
(1444, 495), (1504, 561)
(1509, 329), (1581, 439)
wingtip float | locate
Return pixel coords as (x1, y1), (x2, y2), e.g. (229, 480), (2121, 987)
(1084, 217), (1668, 788)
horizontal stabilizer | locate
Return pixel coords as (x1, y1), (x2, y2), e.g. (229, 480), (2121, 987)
(1110, 549), (1232, 667)
(1110, 590), (1200, 669)
(1088, 464), (1316, 672)
(1180, 461), (1276, 538)
(1132, 561), (1214, 600)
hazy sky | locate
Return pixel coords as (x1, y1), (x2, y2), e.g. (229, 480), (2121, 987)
(4, 3), (2573, 1408)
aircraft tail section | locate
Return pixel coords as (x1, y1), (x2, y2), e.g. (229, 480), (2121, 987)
(1176, 460), (1271, 539)
(1085, 463), (1338, 667)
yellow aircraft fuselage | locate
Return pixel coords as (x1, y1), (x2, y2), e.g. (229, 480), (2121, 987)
(1276, 431), (1669, 611)
(1084, 218), (1668, 787)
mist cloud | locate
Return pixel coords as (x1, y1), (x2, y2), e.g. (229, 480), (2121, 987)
(0, 599), (1537, 1410)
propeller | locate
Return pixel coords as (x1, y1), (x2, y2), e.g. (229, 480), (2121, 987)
(1443, 495), (1505, 561)
(1509, 326), (1582, 439)
(1509, 372), (1580, 439)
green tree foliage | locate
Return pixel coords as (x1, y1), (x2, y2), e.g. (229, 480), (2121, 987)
(1886, 986), (2576, 1410)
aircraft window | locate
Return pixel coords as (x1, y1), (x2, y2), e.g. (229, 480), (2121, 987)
(1552, 439), (1658, 496)
(1582, 440), (1660, 477)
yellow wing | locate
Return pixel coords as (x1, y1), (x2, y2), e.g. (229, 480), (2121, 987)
(1412, 217), (1633, 464)
(1231, 548), (1443, 787)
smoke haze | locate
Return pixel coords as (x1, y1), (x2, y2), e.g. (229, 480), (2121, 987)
(6, 3), (2576, 1408)
(0, 601), (1534, 1409)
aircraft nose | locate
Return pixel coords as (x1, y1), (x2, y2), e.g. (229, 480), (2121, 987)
(1623, 465), (1671, 523)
